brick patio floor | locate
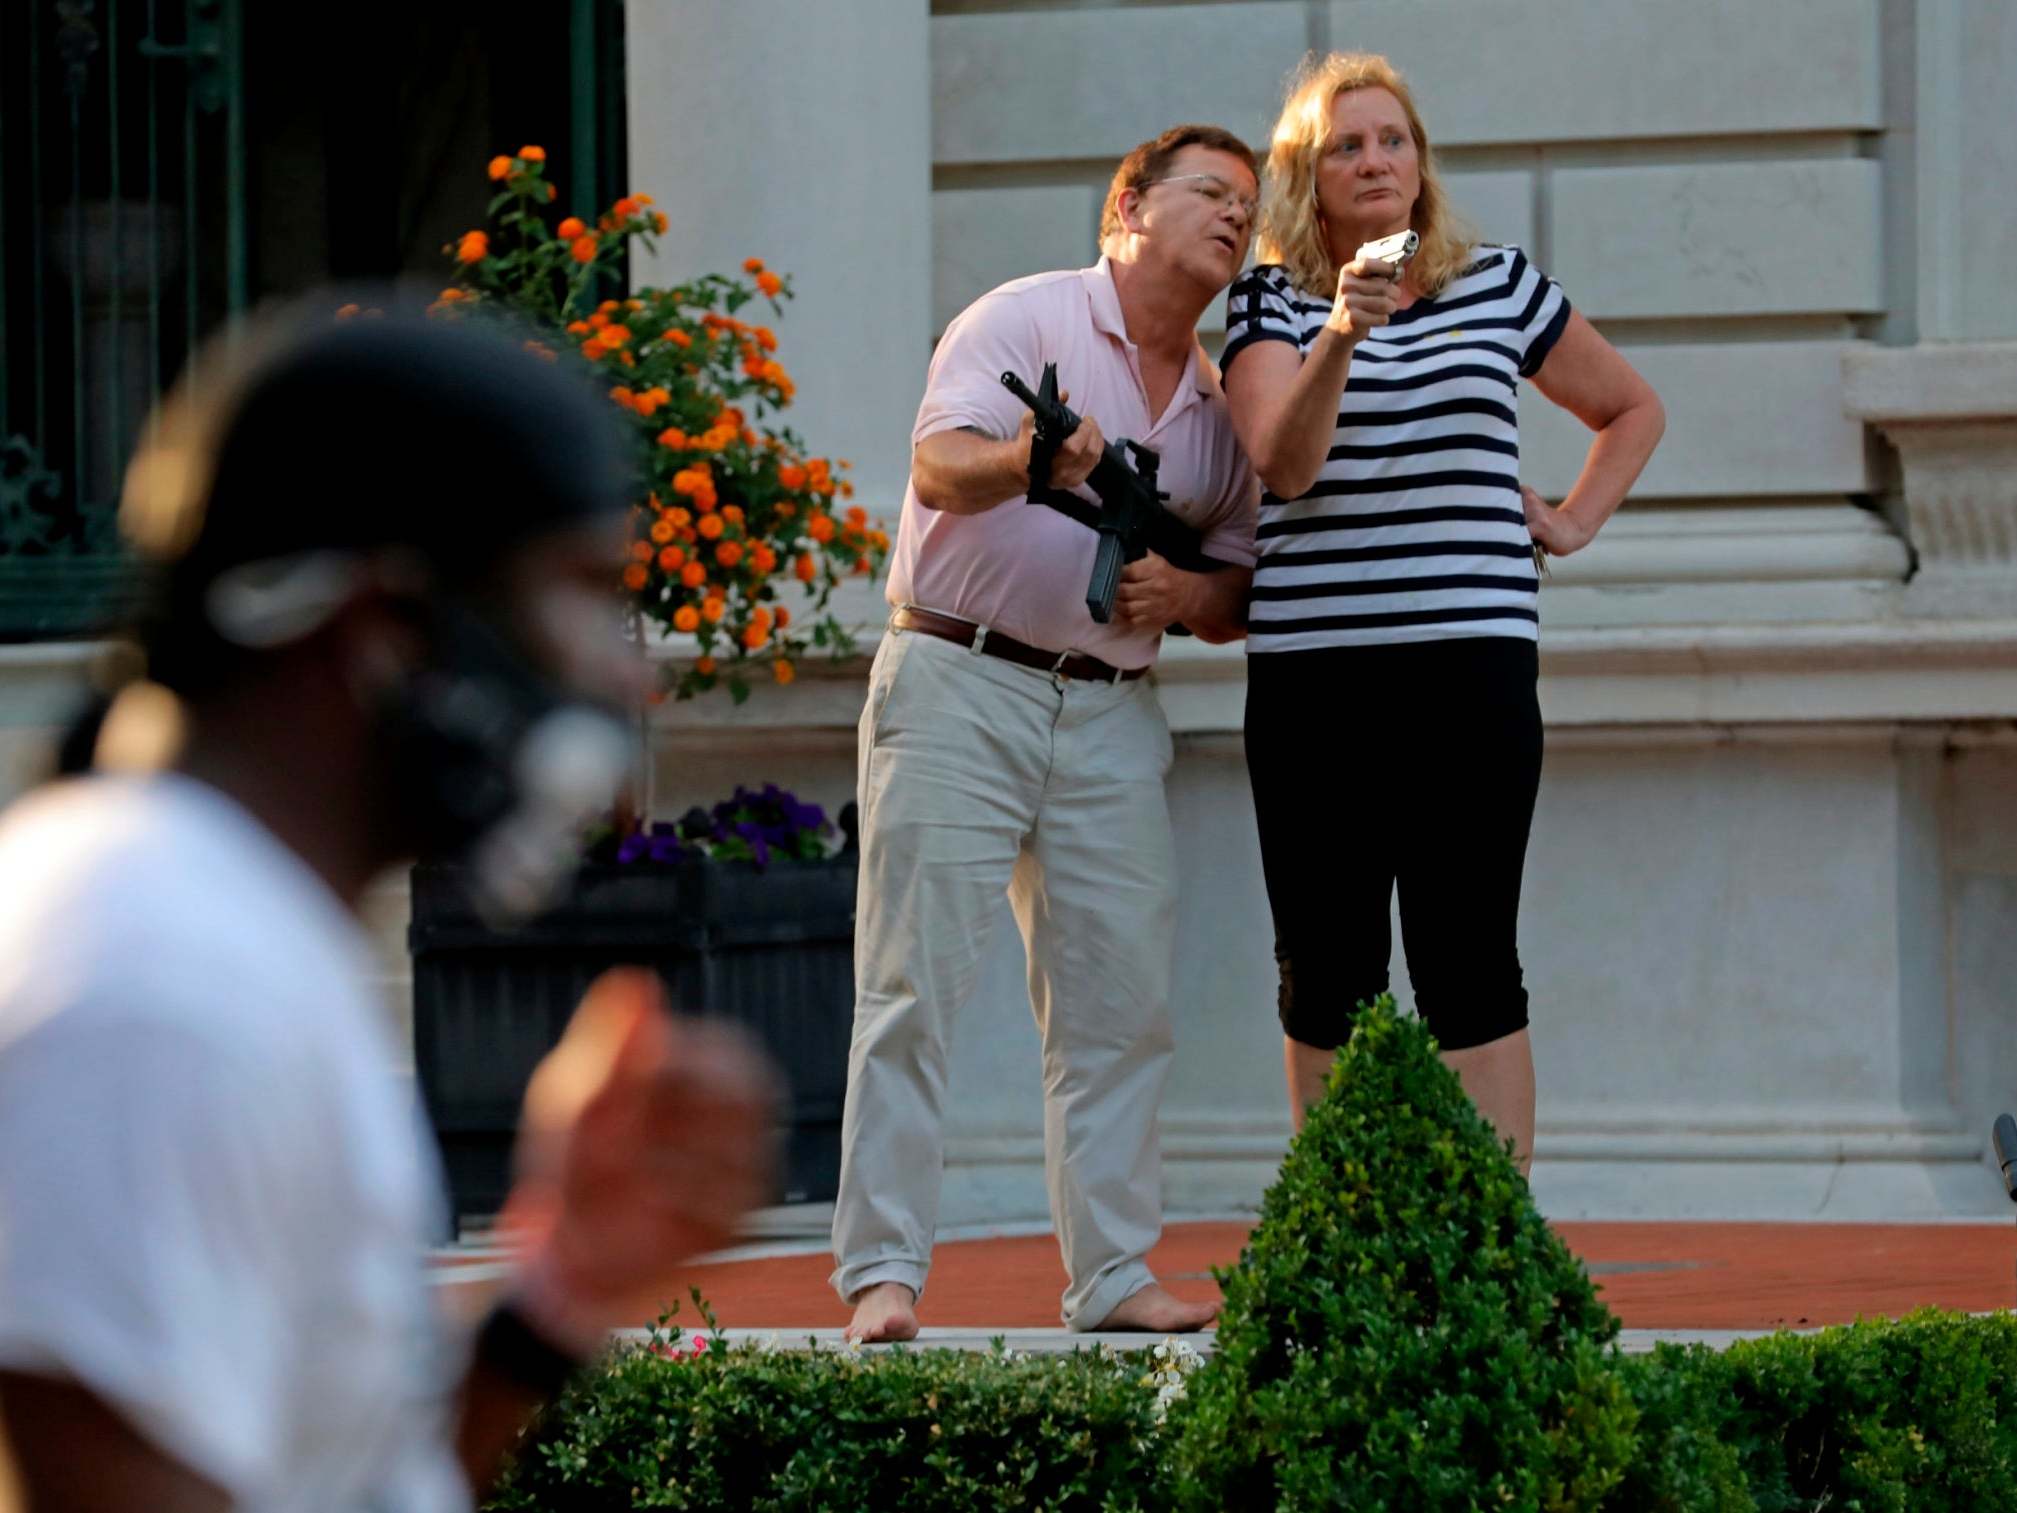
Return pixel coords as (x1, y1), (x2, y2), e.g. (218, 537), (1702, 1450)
(438, 1219), (2017, 1334)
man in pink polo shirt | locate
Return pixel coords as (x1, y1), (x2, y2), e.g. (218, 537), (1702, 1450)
(832, 124), (1262, 1342)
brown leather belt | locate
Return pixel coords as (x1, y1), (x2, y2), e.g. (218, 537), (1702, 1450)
(891, 606), (1148, 684)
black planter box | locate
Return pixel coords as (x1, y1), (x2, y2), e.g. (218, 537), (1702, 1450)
(409, 854), (857, 1230)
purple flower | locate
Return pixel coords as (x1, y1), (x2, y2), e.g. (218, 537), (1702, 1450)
(616, 835), (649, 864)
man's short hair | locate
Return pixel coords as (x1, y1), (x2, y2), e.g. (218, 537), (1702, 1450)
(1098, 123), (1260, 243)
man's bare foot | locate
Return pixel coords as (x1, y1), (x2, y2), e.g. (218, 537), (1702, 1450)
(1089, 1283), (1218, 1333)
(844, 1282), (920, 1343)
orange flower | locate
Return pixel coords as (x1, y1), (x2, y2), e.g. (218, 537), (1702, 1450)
(868, 529), (890, 551)
(667, 507), (692, 528)
(335, 303), (362, 320)
(751, 545), (778, 574)
(692, 483), (718, 512)
(778, 464), (807, 491)
(794, 553), (817, 582)
(679, 561), (707, 589)
(629, 540), (653, 562)
(775, 606), (792, 628)
(519, 145), (547, 162)
(437, 287), (467, 303)
(457, 231), (488, 263)
(663, 329), (692, 349)
(488, 155), (514, 181)
(598, 299), (621, 314)
(694, 655), (717, 676)
(772, 658), (796, 685)
(697, 514), (725, 541)
(753, 327), (778, 352)
(589, 313), (610, 331)
(612, 196), (640, 220)
(557, 217), (587, 240)
(741, 623), (770, 650)
(756, 271), (783, 297)
(601, 324), (631, 347)
(653, 213), (668, 235)
(622, 562), (648, 591)
(807, 513), (836, 544)
(672, 604), (700, 633)
(523, 341), (557, 362)
(744, 257), (765, 273)
(658, 427), (688, 450)
(657, 545), (683, 571)
(570, 235), (599, 263)
(720, 505), (745, 526)
(649, 517), (674, 544)
(566, 319), (592, 336)
(700, 597), (726, 625)
(715, 541), (743, 568)
(546, 183), (557, 201)
(846, 506), (868, 528)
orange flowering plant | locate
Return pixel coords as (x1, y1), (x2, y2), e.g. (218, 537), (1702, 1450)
(435, 147), (889, 701)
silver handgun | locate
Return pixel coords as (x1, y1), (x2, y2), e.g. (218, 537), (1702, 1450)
(1353, 229), (1419, 274)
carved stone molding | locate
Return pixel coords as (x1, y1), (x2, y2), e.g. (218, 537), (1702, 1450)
(1843, 342), (2017, 614)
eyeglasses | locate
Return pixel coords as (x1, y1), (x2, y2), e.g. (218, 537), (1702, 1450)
(1146, 173), (1259, 223)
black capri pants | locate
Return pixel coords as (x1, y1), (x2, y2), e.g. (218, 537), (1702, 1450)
(1244, 636), (1544, 1053)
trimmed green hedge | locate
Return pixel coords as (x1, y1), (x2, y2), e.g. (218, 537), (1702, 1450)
(487, 1002), (2017, 1510)
(485, 1320), (1174, 1512)
(1616, 1311), (2017, 1511)
(1164, 997), (1633, 1510)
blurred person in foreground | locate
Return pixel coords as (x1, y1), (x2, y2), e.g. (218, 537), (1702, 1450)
(0, 300), (776, 1512)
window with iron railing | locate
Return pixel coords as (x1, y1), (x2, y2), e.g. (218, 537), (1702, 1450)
(0, 0), (627, 641)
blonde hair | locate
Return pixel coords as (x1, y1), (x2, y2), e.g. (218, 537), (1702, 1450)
(1255, 52), (1475, 300)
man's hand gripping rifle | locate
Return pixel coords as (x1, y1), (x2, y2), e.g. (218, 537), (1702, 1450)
(1000, 363), (1226, 627)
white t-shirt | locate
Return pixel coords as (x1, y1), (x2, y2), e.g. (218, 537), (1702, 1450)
(0, 774), (469, 1513)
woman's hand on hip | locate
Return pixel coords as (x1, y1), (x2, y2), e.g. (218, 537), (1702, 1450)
(1522, 485), (1594, 557)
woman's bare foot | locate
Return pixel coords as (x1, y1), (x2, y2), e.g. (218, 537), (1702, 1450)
(844, 1281), (920, 1343)
(1089, 1283), (1218, 1333)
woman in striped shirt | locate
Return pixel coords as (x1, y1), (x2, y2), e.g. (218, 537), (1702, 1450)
(1221, 52), (1664, 1167)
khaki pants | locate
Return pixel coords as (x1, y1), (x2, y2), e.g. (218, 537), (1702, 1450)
(829, 622), (1179, 1329)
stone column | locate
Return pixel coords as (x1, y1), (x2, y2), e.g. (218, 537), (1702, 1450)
(623, 2), (931, 528)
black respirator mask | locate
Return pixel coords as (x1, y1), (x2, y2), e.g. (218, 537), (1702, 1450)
(376, 597), (634, 922)
(202, 549), (634, 921)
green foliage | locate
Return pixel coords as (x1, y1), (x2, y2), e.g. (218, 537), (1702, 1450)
(487, 1317), (1173, 1512)
(1610, 1311), (2017, 1512)
(1165, 997), (1635, 1511)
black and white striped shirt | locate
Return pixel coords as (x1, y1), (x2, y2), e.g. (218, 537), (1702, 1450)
(1221, 246), (1571, 650)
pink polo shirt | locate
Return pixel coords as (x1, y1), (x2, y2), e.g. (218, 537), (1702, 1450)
(887, 258), (1258, 670)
